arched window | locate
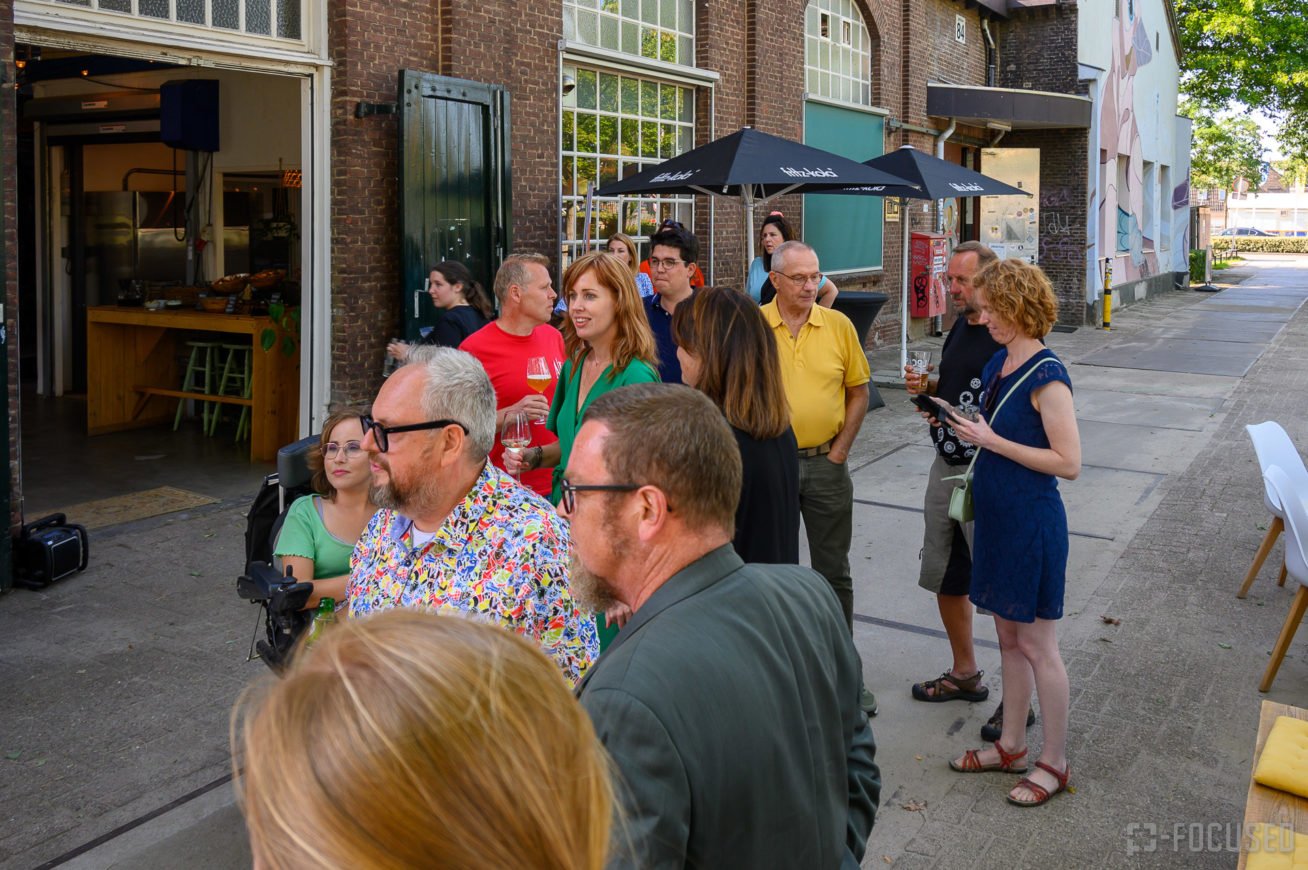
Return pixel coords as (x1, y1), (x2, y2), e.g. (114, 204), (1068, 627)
(803, 0), (884, 272)
(805, 0), (872, 106)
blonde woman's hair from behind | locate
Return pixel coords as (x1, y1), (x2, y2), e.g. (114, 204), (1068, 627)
(231, 610), (614, 870)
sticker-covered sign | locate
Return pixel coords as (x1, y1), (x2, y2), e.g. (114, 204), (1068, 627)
(980, 148), (1040, 263)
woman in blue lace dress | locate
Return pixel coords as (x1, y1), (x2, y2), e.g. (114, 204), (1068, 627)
(946, 258), (1081, 808)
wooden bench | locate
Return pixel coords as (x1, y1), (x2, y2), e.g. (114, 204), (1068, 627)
(131, 386), (253, 421)
(1239, 700), (1308, 868)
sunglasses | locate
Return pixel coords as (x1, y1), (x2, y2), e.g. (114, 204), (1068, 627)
(361, 415), (467, 453)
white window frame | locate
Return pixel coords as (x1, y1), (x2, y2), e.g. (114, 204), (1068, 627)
(804, 0), (872, 107)
(559, 58), (697, 266)
(16, 0), (326, 66)
(564, 0), (695, 68)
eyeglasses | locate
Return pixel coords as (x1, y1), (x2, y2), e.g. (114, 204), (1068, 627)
(649, 257), (685, 271)
(657, 220), (686, 230)
(323, 440), (364, 460)
(360, 415), (467, 453)
(558, 478), (641, 514)
(775, 271), (824, 287)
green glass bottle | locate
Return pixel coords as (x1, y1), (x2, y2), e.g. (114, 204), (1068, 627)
(304, 597), (336, 647)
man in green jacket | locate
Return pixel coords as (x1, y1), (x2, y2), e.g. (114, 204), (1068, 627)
(562, 383), (880, 869)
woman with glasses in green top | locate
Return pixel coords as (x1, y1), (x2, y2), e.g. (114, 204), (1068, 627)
(274, 404), (378, 610)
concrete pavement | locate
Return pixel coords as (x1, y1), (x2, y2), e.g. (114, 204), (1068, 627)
(2, 253), (1306, 868)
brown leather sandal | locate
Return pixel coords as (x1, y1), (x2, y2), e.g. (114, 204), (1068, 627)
(912, 669), (989, 703)
(949, 741), (1029, 773)
(1007, 761), (1071, 807)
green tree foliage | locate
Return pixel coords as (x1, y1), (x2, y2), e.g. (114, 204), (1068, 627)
(1184, 102), (1265, 192)
(1177, 0), (1308, 161)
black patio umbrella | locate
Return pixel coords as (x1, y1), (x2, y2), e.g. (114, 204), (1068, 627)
(837, 146), (1031, 370)
(591, 126), (919, 264)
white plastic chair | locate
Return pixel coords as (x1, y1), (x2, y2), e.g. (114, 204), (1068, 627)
(1239, 422), (1308, 598)
(1259, 465), (1308, 692)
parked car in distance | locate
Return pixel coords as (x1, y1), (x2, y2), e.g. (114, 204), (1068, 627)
(1268, 229), (1307, 237)
(1216, 227), (1272, 236)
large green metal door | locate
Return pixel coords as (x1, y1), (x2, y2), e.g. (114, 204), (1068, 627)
(399, 71), (511, 341)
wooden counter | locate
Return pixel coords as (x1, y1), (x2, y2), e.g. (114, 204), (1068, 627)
(87, 306), (299, 462)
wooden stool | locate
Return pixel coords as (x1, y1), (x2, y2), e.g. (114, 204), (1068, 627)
(209, 342), (253, 440)
(173, 341), (220, 431)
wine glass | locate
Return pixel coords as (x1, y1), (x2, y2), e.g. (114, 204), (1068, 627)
(526, 356), (551, 394)
(501, 411), (531, 479)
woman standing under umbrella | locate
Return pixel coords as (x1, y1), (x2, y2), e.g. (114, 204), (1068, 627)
(746, 212), (838, 306)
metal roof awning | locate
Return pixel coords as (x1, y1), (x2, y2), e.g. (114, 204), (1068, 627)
(927, 83), (1092, 130)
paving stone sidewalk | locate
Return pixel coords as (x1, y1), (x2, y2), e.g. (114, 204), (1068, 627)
(878, 263), (1308, 868)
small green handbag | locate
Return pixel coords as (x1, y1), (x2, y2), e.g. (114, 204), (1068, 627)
(944, 357), (1057, 524)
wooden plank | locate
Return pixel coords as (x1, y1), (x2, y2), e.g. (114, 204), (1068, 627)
(132, 387), (254, 407)
(1239, 700), (1308, 869)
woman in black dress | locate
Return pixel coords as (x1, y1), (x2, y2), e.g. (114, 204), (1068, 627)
(387, 261), (496, 360)
(672, 286), (799, 564)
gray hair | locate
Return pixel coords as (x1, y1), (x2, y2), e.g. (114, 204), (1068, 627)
(770, 240), (816, 274)
(493, 253), (550, 305)
(951, 240), (998, 269)
(403, 346), (497, 461)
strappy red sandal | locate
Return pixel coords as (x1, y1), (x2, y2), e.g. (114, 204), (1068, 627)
(1007, 761), (1071, 807)
(949, 741), (1028, 773)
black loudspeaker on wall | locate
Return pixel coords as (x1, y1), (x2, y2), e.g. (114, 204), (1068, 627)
(161, 79), (220, 153)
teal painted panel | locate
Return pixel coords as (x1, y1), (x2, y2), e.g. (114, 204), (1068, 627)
(803, 102), (884, 272)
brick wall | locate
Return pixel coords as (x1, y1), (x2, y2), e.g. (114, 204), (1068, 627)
(327, 0), (441, 404)
(996, 1), (1078, 95)
(996, 2), (1088, 325)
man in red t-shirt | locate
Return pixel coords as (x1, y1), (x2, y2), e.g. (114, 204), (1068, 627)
(460, 253), (565, 499)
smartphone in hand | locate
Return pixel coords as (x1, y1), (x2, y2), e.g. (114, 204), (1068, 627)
(911, 393), (952, 418)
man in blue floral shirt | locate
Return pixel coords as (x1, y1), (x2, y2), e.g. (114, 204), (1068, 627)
(348, 346), (598, 683)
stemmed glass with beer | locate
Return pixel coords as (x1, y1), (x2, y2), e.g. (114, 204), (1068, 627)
(526, 357), (552, 395)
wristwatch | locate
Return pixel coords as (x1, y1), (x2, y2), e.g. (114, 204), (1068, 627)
(528, 446), (544, 470)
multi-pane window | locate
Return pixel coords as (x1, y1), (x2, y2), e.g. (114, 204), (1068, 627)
(560, 63), (695, 265)
(805, 0), (871, 106)
(564, 0), (695, 66)
(44, 0), (301, 38)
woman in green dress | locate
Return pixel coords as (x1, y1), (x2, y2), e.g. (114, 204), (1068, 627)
(274, 404), (378, 611)
(507, 251), (659, 646)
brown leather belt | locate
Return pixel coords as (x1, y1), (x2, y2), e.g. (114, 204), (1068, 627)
(798, 440), (833, 458)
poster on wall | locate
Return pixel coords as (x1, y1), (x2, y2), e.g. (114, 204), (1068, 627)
(980, 148), (1040, 263)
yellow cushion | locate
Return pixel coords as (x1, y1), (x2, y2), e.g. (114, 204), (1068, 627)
(1246, 823), (1308, 869)
(1255, 716), (1308, 798)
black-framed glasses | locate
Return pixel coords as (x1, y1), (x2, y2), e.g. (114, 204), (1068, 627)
(559, 478), (641, 514)
(360, 415), (467, 453)
(657, 219), (686, 230)
(649, 257), (685, 271)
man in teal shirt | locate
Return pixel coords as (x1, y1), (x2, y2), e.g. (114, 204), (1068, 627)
(562, 383), (880, 868)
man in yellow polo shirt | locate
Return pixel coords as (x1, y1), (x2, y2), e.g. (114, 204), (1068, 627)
(763, 240), (875, 714)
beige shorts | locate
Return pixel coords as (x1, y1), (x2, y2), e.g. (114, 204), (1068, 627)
(918, 454), (975, 595)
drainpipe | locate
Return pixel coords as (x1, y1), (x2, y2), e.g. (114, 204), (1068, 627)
(981, 18), (997, 87)
(932, 118), (956, 334)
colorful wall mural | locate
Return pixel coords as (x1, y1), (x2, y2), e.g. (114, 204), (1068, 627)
(1097, 0), (1189, 284)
